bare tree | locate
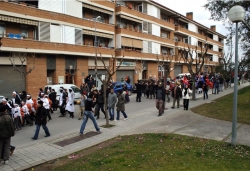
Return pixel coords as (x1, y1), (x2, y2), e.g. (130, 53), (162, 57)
(179, 43), (208, 100)
(164, 52), (182, 78)
(9, 52), (36, 90)
(134, 57), (145, 80)
(65, 65), (79, 84)
(94, 52), (124, 127)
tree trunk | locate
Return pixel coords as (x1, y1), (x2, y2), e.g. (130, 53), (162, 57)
(192, 74), (196, 100)
(103, 81), (110, 127)
(22, 73), (25, 91)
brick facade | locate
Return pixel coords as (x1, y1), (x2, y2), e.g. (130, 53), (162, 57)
(26, 54), (47, 97)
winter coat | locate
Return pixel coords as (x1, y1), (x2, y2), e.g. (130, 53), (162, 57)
(0, 111), (15, 138)
(97, 94), (104, 105)
(172, 86), (182, 98)
(182, 88), (192, 99)
(155, 86), (166, 101)
(107, 93), (117, 108)
(66, 92), (75, 112)
(116, 94), (126, 111)
(35, 106), (48, 125)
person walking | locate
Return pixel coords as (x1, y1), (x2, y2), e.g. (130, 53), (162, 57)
(66, 88), (75, 119)
(32, 101), (50, 140)
(96, 90), (106, 119)
(203, 82), (208, 100)
(182, 84), (192, 110)
(79, 92), (102, 135)
(107, 88), (117, 121)
(78, 93), (87, 120)
(171, 82), (182, 109)
(40, 93), (52, 121)
(59, 88), (67, 117)
(135, 80), (142, 102)
(0, 104), (15, 165)
(165, 81), (171, 103)
(115, 90), (128, 121)
(155, 82), (166, 116)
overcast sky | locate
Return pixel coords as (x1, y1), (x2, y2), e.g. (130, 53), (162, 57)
(157, 0), (235, 56)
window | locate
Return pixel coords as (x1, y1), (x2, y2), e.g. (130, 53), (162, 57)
(71, 86), (81, 93)
(20, 26), (28, 38)
(0, 23), (5, 37)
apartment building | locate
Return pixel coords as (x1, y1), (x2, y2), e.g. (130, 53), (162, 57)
(0, 0), (225, 97)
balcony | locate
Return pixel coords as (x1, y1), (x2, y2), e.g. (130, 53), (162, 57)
(175, 41), (197, 50)
(0, 1), (115, 33)
(116, 27), (175, 46)
(1, 38), (114, 56)
(116, 5), (175, 30)
(175, 25), (206, 40)
(207, 37), (224, 47)
(93, 0), (115, 9)
(116, 49), (159, 60)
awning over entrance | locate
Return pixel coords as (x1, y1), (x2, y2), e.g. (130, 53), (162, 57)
(83, 3), (113, 15)
(82, 29), (113, 39)
(120, 14), (142, 23)
(0, 14), (38, 26)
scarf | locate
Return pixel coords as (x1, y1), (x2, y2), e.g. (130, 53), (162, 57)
(184, 88), (188, 96)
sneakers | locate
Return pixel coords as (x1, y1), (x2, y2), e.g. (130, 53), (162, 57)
(97, 128), (103, 133)
(124, 117), (128, 121)
(79, 132), (86, 135)
(0, 160), (4, 165)
(4, 160), (9, 165)
(114, 119), (117, 121)
(44, 134), (50, 137)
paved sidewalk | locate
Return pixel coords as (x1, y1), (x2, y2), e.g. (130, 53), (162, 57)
(0, 83), (249, 171)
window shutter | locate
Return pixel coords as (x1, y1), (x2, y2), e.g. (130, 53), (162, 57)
(148, 41), (152, 53)
(148, 23), (152, 34)
(143, 41), (148, 53)
(142, 2), (147, 14)
(50, 24), (61, 43)
(75, 29), (82, 45)
(64, 26), (75, 44)
(39, 22), (50, 41)
(143, 21), (148, 32)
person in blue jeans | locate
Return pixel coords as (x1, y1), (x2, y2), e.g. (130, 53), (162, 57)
(115, 91), (128, 121)
(79, 92), (102, 135)
(107, 88), (117, 121)
(32, 101), (50, 140)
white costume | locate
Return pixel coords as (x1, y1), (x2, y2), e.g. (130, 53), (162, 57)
(66, 88), (75, 112)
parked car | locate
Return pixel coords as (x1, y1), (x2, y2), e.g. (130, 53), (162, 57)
(112, 82), (133, 95)
(44, 84), (81, 103)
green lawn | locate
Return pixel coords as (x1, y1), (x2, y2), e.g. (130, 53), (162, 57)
(192, 86), (250, 124)
(43, 133), (250, 171)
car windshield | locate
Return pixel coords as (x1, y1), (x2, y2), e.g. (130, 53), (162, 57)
(71, 86), (80, 93)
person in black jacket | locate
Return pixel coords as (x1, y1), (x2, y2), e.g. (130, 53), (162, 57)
(79, 92), (102, 135)
(0, 103), (15, 165)
(95, 90), (106, 119)
(155, 82), (166, 116)
(49, 89), (57, 111)
(135, 80), (142, 102)
(31, 101), (50, 140)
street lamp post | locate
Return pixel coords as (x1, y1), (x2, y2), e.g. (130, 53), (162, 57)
(94, 16), (101, 88)
(228, 5), (246, 146)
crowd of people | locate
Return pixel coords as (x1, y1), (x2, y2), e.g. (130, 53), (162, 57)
(0, 72), (243, 165)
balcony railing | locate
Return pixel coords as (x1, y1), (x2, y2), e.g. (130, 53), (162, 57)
(116, 5), (175, 30)
(1, 37), (114, 55)
(116, 27), (175, 46)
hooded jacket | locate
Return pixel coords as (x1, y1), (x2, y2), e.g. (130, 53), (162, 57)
(0, 111), (15, 138)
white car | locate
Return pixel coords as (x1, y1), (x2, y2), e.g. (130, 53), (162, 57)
(0, 95), (4, 102)
(44, 84), (81, 103)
